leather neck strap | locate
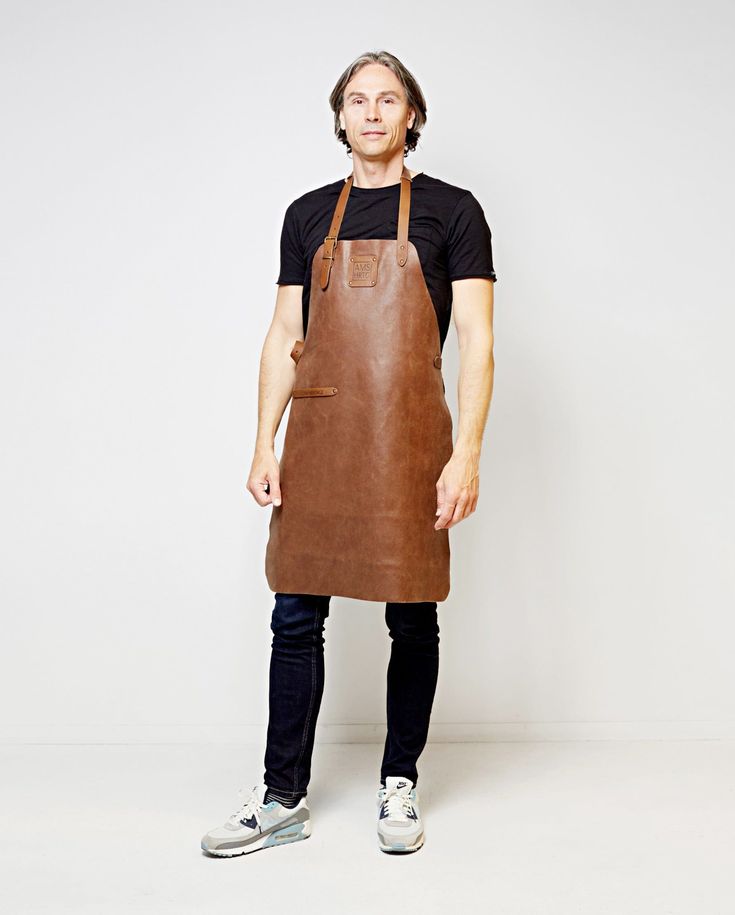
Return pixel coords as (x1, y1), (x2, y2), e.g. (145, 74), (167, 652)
(320, 165), (413, 290)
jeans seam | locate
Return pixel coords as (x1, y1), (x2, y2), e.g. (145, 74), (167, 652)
(292, 605), (320, 795)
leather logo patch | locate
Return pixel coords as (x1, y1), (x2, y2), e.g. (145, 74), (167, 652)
(349, 255), (377, 287)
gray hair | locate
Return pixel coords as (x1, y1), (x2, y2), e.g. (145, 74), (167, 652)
(328, 51), (427, 157)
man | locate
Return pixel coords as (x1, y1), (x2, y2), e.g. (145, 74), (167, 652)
(201, 50), (495, 857)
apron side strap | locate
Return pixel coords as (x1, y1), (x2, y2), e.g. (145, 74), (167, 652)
(290, 340), (305, 364)
(320, 175), (354, 290)
(396, 166), (412, 268)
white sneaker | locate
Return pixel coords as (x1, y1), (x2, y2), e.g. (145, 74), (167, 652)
(201, 782), (311, 857)
(376, 776), (424, 853)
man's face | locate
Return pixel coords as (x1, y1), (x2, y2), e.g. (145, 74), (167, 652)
(339, 63), (415, 161)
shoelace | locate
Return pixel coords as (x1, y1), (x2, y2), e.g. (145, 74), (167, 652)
(381, 787), (414, 820)
(227, 785), (262, 827)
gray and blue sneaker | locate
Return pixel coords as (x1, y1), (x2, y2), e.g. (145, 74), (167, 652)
(201, 782), (311, 857)
(376, 776), (424, 853)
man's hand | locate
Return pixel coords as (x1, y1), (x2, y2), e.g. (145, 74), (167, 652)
(247, 448), (282, 507)
(434, 451), (480, 530)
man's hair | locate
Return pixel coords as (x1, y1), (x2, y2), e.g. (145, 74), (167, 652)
(328, 51), (427, 157)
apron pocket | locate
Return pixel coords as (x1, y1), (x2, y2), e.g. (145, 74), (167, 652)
(292, 386), (339, 397)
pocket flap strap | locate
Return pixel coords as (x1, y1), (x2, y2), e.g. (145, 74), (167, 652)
(292, 386), (338, 397)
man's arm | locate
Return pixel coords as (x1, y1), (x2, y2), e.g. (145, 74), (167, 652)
(246, 284), (304, 508)
(434, 277), (495, 530)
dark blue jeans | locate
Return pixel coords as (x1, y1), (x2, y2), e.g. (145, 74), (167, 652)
(262, 592), (440, 801)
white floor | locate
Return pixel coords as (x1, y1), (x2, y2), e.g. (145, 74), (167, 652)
(1, 739), (732, 914)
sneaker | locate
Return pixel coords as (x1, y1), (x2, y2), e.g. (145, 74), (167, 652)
(376, 776), (424, 853)
(201, 782), (311, 857)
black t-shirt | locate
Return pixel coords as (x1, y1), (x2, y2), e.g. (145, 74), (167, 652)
(276, 171), (497, 351)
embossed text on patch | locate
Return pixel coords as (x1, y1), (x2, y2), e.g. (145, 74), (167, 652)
(349, 255), (377, 287)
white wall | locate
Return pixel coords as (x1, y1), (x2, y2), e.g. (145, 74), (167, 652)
(2, 0), (733, 744)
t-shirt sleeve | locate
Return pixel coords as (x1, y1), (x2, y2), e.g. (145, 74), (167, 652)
(446, 191), (497, 282)
(276, 201), (306, 285)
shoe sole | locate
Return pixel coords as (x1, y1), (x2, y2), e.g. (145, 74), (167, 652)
(378, 830), (424, 854)
(202, 818), (311, 857)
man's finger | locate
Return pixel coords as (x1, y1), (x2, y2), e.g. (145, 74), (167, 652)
(447, 492), (470, 526)
(249, 479), (271, 506)
(435, 491), (458, 529)
(249, 476), (281, 507)
(268, 477), (282, 506)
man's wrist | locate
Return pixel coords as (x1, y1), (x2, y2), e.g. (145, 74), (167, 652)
(453, 439), (481, 459)
(255, 436), (276, 454)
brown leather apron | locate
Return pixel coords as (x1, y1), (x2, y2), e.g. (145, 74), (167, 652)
(265, 164), (454, 602)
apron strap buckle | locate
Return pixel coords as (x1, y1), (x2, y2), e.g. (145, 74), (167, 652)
(320, 235), (339, 289)
(323, 234), (338, 259)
